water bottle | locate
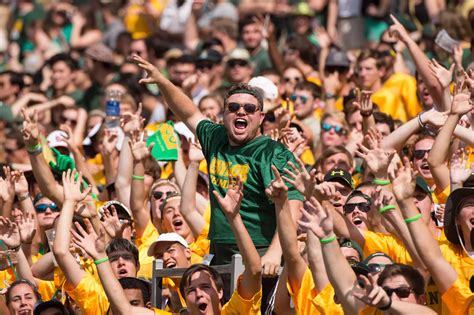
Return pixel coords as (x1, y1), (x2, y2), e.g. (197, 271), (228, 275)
(105, 90), (121, 128)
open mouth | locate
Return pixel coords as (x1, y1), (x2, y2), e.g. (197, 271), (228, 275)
(172, 219), (183, 229)
(165, 261), (177, 269)
(118, 269), (128, 277)
(420, 163), (430, 170)
(198, 302), (208, 313)
(352, 217), (363, 226)
(234, 118), (248, 130)
(469, 218), (474, 226)
(18, 310), (32, 315)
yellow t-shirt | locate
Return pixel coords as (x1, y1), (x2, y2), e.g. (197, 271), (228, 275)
(441, 276), (474, 315)
(287, 266), (343, 314)
(153, 308), (173, 315)
(439, 242), (474, 286)
(124, 1), (163, 39)
(221, 276), (262, 315)
(64, 272), (109, 315)
(382, 73), (422, 121)
(372, 88), (404, 122)
(190, 220), (210, 265)
(363, 231), (413, 265)
(433, 185), (450, 205)
(86, 153), (106, 187)
(136, 220), (160, 280)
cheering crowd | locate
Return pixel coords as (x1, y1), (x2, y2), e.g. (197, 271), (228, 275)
(0, 0), (474, 314)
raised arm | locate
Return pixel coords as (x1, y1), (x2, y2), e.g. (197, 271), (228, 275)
(266, 166), (307, 293)
(52, 170), (91, 288)
(72, 220), (155, 315)
(0, 166), (15, 218)
(305, 214), (330, 292)
(214, 175), (261, 299)
(180, 143), (206, 237)
(133, 55), (206, 134)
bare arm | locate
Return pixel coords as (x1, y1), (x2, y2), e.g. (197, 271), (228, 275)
(184, 11), (199, 51)
(133, 55), (206, 134)
(180, 160), (206, 238)
(306, 230), (330, 292)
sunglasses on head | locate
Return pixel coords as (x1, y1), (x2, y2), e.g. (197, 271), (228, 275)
(227, 102), (260, 114)
(290, 95), (308, 104)
(322, 123), (346, 135)
(152, 191), (175, 200)
(413, 149), (430, 160)
(383, 286), (414, 299)
(35, 203), (59, 213)
(228, 60), (248, 68)
(343, 202), (371, 214)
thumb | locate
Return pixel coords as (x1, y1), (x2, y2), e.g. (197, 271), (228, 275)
(212, 190), (223, 203)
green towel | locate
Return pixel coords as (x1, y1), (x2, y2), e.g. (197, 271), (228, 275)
(147, 121), (179, 161)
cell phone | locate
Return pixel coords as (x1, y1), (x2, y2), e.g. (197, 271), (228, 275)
(435, 29), (459, 53)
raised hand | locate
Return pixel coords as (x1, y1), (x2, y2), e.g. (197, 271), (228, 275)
(11, 170), (29, 196)
(353, 274), (391, 309)
(0, 166), (14, 203)
(133, 55), (166, 85)
(421, 110), (448, 128)
(313, 181), (344, 201)
(120, 102), (144, 134)
(373, 186), (396, 210)
(188, 141), (205, 163)
(213, 176), (244, 221)
(265, 166), (288, 206)
(452, 44), (463, 67)
(389, 156), (416, 201)
(62, 170), (91, 203)
(298, 197), (334, 239)
(71, 219), (106, 261)
(0, 217), (20, 249)
(18, 212), (37, 244)
(21, 108), (40, 147)
(429, 59), (454, 89)
(253, 14), (275, 40)
(101, 206), (129, 239)
(102, 128), (119, 154)
(450, 81), (472, 115)
(129, 131), (152, 161)
(356, 142), (395, 178)
(449, 149), (473, 186)
(353, 89), (373, 116)
(59, 124), (78, 151)
(282, 159), (317, 199)
(388, 14), (410, 43)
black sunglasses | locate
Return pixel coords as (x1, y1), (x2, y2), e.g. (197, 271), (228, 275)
(35, 203), (59, 213)
(413, 149), (430, 160)
(227, 102), (260, 114)
(343, 202), (371, 214)
(367, 263), (387, 273)
(228, 60), (248, 68)
(383, 286), (414, 299)
(152, 191), (175, 200)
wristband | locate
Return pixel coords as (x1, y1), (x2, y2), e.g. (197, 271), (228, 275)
(378, 296), (392, 311)
(373, 179), (390, 186)
(94, 257), (109, 265)
(132, 175), (145, 180)
(320, 234), (337, 244)
(360, 111), (373, 117)
(10, 245), (21, 252)
(404, 213), (422, 223)
(325, 93), (336, 99)
(417, 112), (426, 129)
(17, 193), (30, 202)
(379, 205), (396, 214)
(26, 143), (41, 151)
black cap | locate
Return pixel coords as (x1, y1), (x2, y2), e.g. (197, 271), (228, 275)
(34, 299), (68, 315)
(324, 168), (353, 188)
(197, 49), (223, 63)
(326, 50), (350, 68)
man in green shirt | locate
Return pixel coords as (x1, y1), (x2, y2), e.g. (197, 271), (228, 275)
(133, 55), (303, 273)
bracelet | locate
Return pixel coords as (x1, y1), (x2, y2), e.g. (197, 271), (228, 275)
(10, 245), (21, 252)
(320, 234), (337, 244)
(378, 296), (392, 311)
(360, 111), (373, 117)
(27, 146), (43, 156)
(132, 175), (145, 180)
(17, 193), (30, 202)
(404, 213), (422, 223)
(94, 257), (109, 265)
(417, 112), (426, 129)
(325, 92), (336, 99)
(373, 179), (390, 186)
(379, 205), (396, 214)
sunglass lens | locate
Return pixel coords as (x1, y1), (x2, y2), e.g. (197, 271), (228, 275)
(343, 204), (356, 214)
(153, 191), (164, 199)
(290, 95), (297, 102)
(228, 103), (240, 112)
(243, 104), (257, 113)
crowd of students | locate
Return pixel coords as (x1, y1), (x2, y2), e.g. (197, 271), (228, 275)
(0, 0), (474, 314)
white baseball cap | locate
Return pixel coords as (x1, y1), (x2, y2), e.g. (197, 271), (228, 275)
(47, 130), (68, 149)
(147, 233), (189, 257)
(248, 76), (278, 101)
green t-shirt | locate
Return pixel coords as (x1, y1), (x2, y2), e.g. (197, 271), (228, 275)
(197, 120), (304, 245)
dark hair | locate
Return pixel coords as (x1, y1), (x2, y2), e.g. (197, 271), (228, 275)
(286, 34), (318, 66)
(119, 277), (152, 304)
(294, 80), (322, 99)
(106, 238), (139, 267)
(6, 279), (41, 306)
(319, 145), (353, 168)
(48, 53), (79, 71)
(377, 264), (425, 298)
(357, 50), (384, 69)
(167, 54), (195, 67)
(179, 264), (224, 301)
(373, 112), (395, 132)
(239, 15), (258, 33)
(224, 83), (264, 110)
(6, 128), (25, 149)
(0, 70), (24, 91)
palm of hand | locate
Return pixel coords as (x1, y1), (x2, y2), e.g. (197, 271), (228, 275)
(14, 177), (28, 195)
(392, 172), (415, 200)
(366, 149), (390, 174)
(219, 189), (242, 218)
(452, 93), (472, 114)
(132, 142), (149, 160)
(450, 166), (471, 184)
(18, 220), (36, 243)
(307, 212), (333, 239)
(0, 180), (13, 201)
(0, 227), (19, 248)
(102, 217), (122, 238)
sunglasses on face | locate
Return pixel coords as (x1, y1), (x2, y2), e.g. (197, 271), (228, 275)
(322, 123), (346, 135)
(343, 202), (371, 214)
(228, 60), (248, 68)
(227, 102), (260, 114)
(413, 149), (430, 160)
(367, 263), (387, 273)
(152, 191), (175, 200)
(290, 95), (308, 104)
(284, 77), (302, 83)
(382, 286), (414, 299)
(35, 203), (59, 213)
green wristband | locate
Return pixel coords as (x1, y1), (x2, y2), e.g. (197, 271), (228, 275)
(379, 205), (396, 214)
(94, 257), (109, 265)
(320, 234), (337, 244)
(26, 143), (41, 151)
(404, 213), (422, 223)
(132, 175), (145, 180)
(373, 179), (391, 186)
